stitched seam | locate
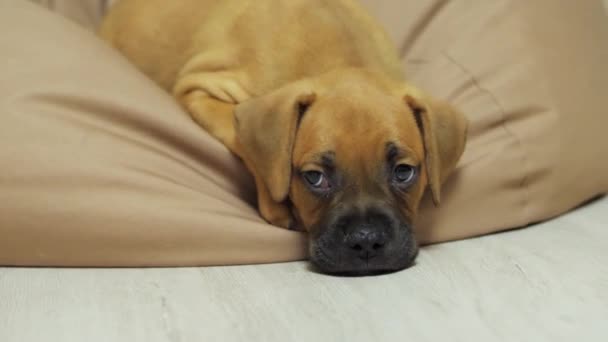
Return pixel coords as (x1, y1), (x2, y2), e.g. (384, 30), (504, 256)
(398, 0), (450, 57)
(442, 51), (531, 225)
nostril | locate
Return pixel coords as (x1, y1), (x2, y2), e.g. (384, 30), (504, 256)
(372, 242), (384, 250)
(347, 228), (387, 256)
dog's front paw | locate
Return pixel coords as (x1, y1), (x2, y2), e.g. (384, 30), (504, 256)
(258, 202), (296, 230)
(264, 211), (295, 230)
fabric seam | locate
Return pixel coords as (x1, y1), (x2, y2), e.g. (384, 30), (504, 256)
(441, 50), (531, 226)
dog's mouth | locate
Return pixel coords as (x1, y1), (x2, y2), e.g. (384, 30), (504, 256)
(308, 223), (418, 276)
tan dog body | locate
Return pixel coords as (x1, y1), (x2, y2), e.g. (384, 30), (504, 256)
(101, 0), (467, 274)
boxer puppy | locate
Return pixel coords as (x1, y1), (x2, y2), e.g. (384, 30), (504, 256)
(100, 0), (468, 275)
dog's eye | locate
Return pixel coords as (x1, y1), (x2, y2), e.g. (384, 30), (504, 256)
(302, 170), (330, 190)
(393, 164), (416, 185)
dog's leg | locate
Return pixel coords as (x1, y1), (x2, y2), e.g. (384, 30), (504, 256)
(246, 160), (295, 229)
(180, 90), (296, 229)
(174, 72), (296, 229)
(174, 72), (249, 156)
(179, 90), (242, 155)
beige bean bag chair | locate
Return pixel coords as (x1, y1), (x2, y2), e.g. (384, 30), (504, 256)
(1, 0), (607, 266)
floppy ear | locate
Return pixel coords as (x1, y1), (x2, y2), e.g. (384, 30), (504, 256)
(404, 88), (468, 206)
(234, 82), (316, 203)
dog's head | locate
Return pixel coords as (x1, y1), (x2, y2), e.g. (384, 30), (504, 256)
(235, 72), (467, 275)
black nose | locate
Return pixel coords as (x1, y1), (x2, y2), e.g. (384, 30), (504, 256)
(346, 226), (388, 260)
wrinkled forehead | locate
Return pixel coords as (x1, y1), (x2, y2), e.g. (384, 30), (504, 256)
(292, 94), (425, 169)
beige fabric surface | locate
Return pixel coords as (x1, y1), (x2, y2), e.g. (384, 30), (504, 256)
(26, 0), (107, 30)
(0, 1), (306, 266)
(1, 0), (607, 266)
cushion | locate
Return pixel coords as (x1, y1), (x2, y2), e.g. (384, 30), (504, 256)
(1, 1), (606, 266)
(0, 1), (306, 266)
(26, 0), (107, 30)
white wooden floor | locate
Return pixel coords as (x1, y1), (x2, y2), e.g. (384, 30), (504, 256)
(1, 196), (607, 342)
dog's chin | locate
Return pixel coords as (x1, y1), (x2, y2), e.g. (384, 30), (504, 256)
(314, 261), (415, 277)
(309, 237), (419, 277)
